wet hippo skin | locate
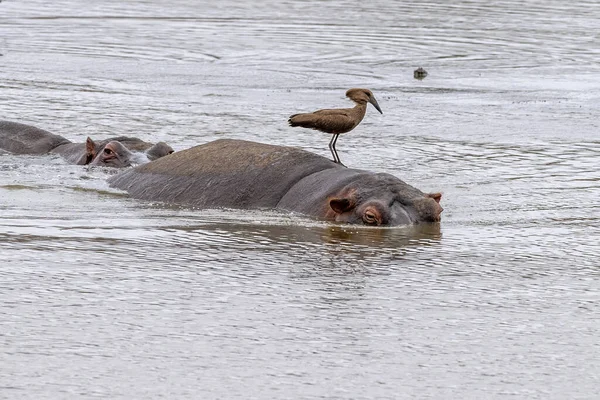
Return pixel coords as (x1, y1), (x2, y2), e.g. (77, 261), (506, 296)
(109, 139), (442, 226)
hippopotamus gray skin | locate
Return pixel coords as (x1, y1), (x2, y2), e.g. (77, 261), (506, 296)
(108, 139), (443, 226)
(0, 120), (174, 166)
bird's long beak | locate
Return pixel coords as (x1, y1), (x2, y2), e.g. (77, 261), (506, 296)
(369, 96), (383, 114)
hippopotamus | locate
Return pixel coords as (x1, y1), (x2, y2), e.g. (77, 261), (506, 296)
(0, 120), (174, 167)
(108, 139), (443, 226)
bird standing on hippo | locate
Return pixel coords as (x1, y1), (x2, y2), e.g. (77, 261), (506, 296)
(288, 88), (383, 165)
(108, 139), (442, 227)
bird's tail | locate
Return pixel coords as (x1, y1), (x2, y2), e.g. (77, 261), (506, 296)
(288, 113), (316, 129)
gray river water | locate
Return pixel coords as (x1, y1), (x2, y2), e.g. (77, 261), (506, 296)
(1, 0), (599, 399)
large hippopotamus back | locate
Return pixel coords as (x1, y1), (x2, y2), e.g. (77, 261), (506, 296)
(108, 139), (442, 226)
(109, 139), (336, 208)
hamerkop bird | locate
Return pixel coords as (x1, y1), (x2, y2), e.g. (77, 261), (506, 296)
(288, 88), (383, 165)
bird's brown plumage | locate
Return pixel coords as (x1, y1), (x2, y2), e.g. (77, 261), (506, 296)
(289, 108), (362, 134)
(288, 88), (382, 164)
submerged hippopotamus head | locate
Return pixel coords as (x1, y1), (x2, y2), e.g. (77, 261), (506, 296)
(320, 173), (443, 226)
(278, 168), (442, 227)
(327, 187), (442, 226)
(84, 137), (174, 167)
(89, 140), (150, 168)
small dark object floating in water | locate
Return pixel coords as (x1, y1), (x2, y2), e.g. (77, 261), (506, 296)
(414, 67), (428, 80)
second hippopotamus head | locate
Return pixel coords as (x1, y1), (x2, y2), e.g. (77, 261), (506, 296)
(86, 137), (174, 168)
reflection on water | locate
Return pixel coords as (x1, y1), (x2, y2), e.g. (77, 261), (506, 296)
(1, 0), (600, 399)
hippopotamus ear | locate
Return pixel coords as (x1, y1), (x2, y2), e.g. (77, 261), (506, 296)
(329, 197), (356, 214)
(428, 192), (442, 204)
(85, 137), (97, 165)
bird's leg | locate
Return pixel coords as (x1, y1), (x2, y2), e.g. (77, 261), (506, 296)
(329, 134), (341, 164)
(330, 134), (346, 166)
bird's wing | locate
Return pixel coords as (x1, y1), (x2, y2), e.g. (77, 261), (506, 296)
(289, 108), (356, 134)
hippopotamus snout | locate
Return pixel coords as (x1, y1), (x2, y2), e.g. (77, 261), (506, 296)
(327, 191), (442, 226)
(411, 193), (443, 223)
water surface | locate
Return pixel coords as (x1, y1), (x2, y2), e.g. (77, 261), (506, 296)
(1, 0), (599, 399)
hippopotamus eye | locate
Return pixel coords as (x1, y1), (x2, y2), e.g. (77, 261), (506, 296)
(363, 210), (379, 225)
(104, 148), (113, 155)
